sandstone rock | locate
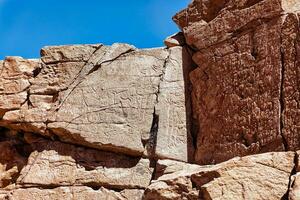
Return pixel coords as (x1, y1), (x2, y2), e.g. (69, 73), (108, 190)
(144, 152), (295, 200)
(0, 57), (40, 117)
(164, 32), (186, 48)
(0, 187), (144, 200)
(289, 174), (300, 200)
(281, 12), (300, 151)
(0, 43), (193, 161)
(174, 0), (300, 164)
(288, 151), (300, 199)
(155, 46), (195, 162)
(0, 129), (29, 188)
(40, 44), (99, 64)
(16, 133), (153, 190)
(46, 46), (167, 156)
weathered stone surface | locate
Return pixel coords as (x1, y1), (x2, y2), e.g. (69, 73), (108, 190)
(155, 46), (195, 162)
(288, 151), (300, 199)
(281, 12), (300, 151)
(289, 174), (300, 200)
(15, 133), (153, 190)
(0, 187), (144, 200)
(174, 0), (300, 164)
(164, 32), (186, 48)
(1, 0), (300, 199)
(144, 152), (295, 200)
(0, 133), (27, 188)
(0, 43), (193, 161)
(0, 57), (40, 117)
(40, 44), (99, 64)
(47, 46), (167, 156)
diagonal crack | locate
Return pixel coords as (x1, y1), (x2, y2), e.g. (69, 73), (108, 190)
(87, 48), (135, 75)
(53, 44), (135, 112)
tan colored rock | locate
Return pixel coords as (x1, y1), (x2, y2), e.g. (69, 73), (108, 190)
(164, 32), (186, 48)
(144, 152), (295, 200)
(0, 187), (143, 200)
(0, 43), (194, 161)
(288, 151), (300, 199)
(0, 57), (39, 117)
(174, 0), (300, 164)
(289, 173), (300, 200)
(155, 46), (194, 162)
(40, 44), (99, 64)
(44, 46), (167, 156)
(16, 133), (153, 190)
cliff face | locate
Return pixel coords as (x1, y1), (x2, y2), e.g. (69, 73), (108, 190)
(174, 0), (300, 165)
(0, 0), (300, 200)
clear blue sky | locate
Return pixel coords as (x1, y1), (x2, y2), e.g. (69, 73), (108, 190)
(0, 0), (189, 59)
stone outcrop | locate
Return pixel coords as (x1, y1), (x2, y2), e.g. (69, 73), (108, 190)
(0, 43), (194, 162)
(173, 0), (300, 164)
(144, 152), (295, 200)
(0, 187), (144, 200)
(0, 0), (300, 199)
(0, 41), (196, 199)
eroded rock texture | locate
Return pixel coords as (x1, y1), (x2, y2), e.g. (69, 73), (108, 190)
(1, 0), (300, 199)
(174, 0), (300, 164)
(0, 41), (197, 199)
(0, 43), (194, 162)
(144, 152), (295, 200)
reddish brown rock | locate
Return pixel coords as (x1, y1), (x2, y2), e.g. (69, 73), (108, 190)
(174, 0), (300, 164)
(281, 12), (300, 151)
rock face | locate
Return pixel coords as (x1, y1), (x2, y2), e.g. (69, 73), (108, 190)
(144, 152), (295, 200)
(0, 44), (194, 162)
(174, 0), (300, 164)
(0, 187), (144, 200)
(1, 0), (300, 199)
(0, 42), (196, 199)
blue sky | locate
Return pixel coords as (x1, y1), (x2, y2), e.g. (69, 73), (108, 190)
(0, 0), (189, 59)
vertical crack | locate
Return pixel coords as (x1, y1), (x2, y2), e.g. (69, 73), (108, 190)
(280, 42), (288, 151)
(146, 49), (170, 182)
(282, 152), (298, 200)
(146, 110), (159, 159)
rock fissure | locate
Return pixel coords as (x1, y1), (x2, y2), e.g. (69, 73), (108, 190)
(280, 43), (288, 151)
(0, 0), (300, 199)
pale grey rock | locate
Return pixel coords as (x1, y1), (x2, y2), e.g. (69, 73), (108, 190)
(155, 46), (194, 162)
